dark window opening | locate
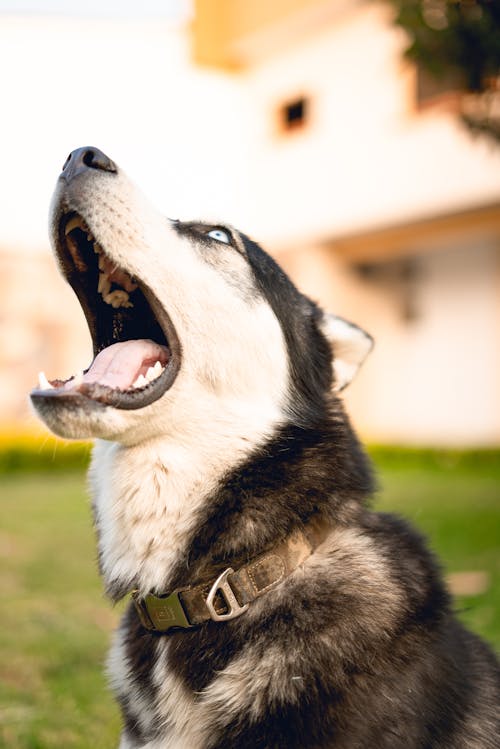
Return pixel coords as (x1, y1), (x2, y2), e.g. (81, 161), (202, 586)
(279, 97), (310, 132)
(355, 258), (421, 323)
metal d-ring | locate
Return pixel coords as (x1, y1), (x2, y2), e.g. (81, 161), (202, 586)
(205, 568), (249, 622)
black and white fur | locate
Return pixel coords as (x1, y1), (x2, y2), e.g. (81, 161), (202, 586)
(32, 150), (500, 749)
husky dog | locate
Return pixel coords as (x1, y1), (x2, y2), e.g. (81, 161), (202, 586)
(32, 147), (499, 749)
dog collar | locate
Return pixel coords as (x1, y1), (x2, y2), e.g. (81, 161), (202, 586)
(131, 516), (331, 634)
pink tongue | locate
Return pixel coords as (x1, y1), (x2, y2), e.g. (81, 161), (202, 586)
(81, 340), (169, 390)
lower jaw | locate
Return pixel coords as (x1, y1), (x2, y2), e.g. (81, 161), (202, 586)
(31, 360), (177, 412)
(29, 387), (149, 443)
(30, 388), (107, 441)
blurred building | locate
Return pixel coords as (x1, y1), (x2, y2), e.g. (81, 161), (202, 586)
(0, 249), (91, 429)
(191, 0), (500, 446)
(1, 0), (499, 445)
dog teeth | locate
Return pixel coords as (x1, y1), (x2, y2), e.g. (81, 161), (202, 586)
(103, 290), (133, 309)
(95, 246), (137, 309)
(64, 216), (86, 235)
(65, 214), (136, 311)
(145, 362), (163, 382)
(98, 273), (111, 296)
(132, 374), (148, 389)
(38, 371), (53, 390)
(131, 362), (164, 390)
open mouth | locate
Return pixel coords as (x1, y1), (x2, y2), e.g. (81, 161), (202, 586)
(32, 212), (181, 410)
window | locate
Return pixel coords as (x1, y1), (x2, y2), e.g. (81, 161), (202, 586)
(278, 96), (310, 134)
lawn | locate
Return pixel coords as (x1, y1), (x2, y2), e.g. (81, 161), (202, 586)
(0, 455), (498, 748)
(0, 473), (122, 748)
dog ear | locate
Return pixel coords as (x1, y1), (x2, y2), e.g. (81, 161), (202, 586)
(321, 314), (373, 391)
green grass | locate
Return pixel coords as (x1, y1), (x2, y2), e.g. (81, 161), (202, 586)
(0, 473), (122, 748)
(0, 455), (498, 748)
(372, 455), (500, 651)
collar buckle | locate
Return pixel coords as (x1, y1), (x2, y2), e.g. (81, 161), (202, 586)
(205, 567), (249, 622)
(132, 589), (193, 632)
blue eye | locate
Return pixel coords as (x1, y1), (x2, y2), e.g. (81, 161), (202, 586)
(206, 228), (231, 244)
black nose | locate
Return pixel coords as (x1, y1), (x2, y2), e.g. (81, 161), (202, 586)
(61, 146), (117, 183)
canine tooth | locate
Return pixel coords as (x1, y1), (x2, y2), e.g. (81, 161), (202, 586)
(64, 216), (83, 235)
(98, 273), (111, 296)
(38, 371), (53, 390)
(94, 242), (102, 254)
(133, 374), (148, 389)
(98, 255), (107, 271)
(139, 362), (164, 386)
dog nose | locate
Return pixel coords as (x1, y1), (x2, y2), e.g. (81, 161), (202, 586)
(61, 146), (117, 183)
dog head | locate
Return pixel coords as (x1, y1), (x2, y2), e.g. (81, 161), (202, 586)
(31, 147), (372, 444)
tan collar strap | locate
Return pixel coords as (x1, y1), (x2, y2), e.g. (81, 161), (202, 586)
(132, 516), (331, 633)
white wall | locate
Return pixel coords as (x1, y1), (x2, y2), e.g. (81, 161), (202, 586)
(1, 5), (499, 444)
(394, 241), (500, 445)
(240, 3), (500, 247)
(2, 6), (499, 253)
(278, 238), (500, 446)
(0, 14), (251, 252)
(238, 2), (500, 445)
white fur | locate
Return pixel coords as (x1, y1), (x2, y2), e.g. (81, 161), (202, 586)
(321, 314), (373, 391)
(44, 167), (290, 444)
(90, 393), (285, 595)
(107, 627), (157, 738)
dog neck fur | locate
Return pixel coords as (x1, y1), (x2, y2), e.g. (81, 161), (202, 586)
(90, 390), (286, 599)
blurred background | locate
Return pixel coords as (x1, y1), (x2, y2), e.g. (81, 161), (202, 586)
(0, 1), (498, 747)
(1, 0), (500, 444)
